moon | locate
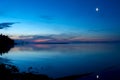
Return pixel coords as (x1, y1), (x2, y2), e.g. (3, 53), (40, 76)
(96, 8), (99, 12)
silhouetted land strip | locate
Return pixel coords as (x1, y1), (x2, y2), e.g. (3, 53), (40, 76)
(0, 63), (92, 80)
(54, 73), (92, 80)
(0, 55), (119, 80)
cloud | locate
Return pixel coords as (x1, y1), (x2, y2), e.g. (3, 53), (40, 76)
(12, 34), (83, 43)
(18, 35), (54, 40)
(0, 22), (18, 29)
(11, 33), (120, 43)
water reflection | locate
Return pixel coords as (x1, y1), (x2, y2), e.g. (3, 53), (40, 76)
(11, 43), (119, 53)
(1, 43), (120, 80)
(0, 45), (14, 55)
(0, 57), (10, 64)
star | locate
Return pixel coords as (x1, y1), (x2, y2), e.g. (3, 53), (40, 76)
(96, 75), (99, 79)
(96, 8), (99, 12)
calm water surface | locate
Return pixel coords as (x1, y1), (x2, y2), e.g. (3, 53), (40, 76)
(1, 43), (120, 78)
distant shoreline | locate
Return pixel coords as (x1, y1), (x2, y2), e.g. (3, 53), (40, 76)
(15, 40), (120, 45)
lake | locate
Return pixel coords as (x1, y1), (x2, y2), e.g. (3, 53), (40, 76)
(0, 43), (120, 79)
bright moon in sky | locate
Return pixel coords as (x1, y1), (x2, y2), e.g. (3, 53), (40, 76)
(96, 8), (99, 12)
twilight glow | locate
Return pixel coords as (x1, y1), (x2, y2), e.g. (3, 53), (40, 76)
(0, 0), (120, 42)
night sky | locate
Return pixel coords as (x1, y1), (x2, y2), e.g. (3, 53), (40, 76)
(0, 0), (120, 42)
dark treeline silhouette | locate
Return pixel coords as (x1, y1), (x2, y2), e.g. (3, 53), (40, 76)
(0, 63), (51, 80)
(0, 34), (14, 45)
(0, 34), (14, 55)
(0, 63), (92, 80)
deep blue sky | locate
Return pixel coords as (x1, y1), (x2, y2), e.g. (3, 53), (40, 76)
(0, 0), (120, 41)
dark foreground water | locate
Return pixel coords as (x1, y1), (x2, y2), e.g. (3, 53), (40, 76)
(0, 43), (120, 80)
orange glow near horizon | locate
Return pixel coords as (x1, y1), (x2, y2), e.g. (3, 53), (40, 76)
(33, 39), (51, 42)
